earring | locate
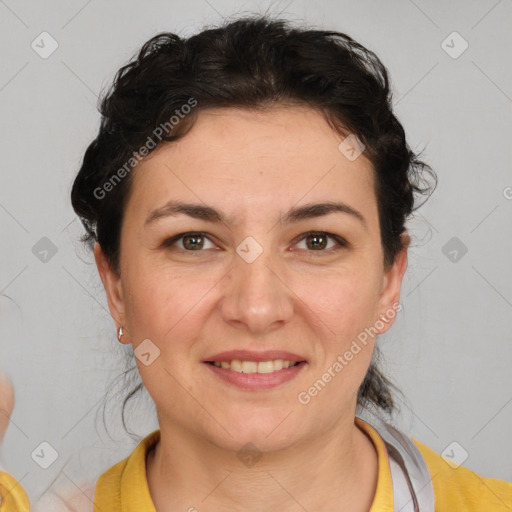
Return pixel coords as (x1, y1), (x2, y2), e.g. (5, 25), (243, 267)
(117, 326), (124, 343)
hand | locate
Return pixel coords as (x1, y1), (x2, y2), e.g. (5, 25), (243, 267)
(1, 375), (94, 511)
(0, 374), (14, 443)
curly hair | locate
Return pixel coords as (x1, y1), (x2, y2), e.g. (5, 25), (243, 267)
(71, 15), (437, 425)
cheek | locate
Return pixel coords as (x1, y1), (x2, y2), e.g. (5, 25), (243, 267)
(293, 265), (381, 400)
(122, 262), (218, 347)
(121, 266), (215, 407)
(297, 274), (378, 405)
(295, 264), (381, 343)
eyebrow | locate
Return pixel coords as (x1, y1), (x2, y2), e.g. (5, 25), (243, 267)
(144, 200), (367, 230)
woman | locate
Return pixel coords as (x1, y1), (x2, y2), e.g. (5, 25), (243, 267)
(2, 15), (511, 512)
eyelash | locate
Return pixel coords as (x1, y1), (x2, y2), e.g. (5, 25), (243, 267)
(161, 231), (348, 255)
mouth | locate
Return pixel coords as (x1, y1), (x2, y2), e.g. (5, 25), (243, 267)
(204, 359), (305, 373)
(202, 351), (307, 390)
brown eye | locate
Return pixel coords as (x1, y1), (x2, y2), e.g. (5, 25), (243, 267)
(293, 231), (348, 254)
(161, 232), (216, 251)
(305, 233), (328, 250)
(182, 234), (205, 250)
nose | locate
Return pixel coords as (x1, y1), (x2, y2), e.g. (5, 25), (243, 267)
(220, 249), (294, 335)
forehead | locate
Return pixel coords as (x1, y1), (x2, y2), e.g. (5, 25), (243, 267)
(126, 106), (377, 226)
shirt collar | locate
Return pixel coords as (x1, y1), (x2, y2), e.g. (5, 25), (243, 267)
(113, 419), (394, 511)
(355, 416), (394, 511)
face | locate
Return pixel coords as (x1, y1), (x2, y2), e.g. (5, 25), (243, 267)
(96, 106), (408, 452)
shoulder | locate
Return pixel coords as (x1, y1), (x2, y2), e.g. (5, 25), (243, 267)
(96, 429), (160, 486)
(92, 456), (126, 509)
(412, 439), (512, 511)
(94, 430), (160, 510)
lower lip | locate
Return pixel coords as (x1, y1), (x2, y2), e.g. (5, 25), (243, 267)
(204, 362), (307, 390)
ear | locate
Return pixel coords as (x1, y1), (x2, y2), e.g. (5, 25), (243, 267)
(375, 232), (410, 335)
(93, 242), (128, 343)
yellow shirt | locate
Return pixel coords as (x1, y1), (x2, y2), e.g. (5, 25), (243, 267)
(2, 418), (511, 511)
(93, 418), (512, 511)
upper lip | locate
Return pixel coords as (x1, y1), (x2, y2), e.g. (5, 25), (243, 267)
(204, 350), (307, 363)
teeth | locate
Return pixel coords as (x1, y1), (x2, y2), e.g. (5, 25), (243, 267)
(257, 361), (274, 374)
(242, 361), (258, 373)
(231, 360), (242, 372)
(210, 359), (299, 373)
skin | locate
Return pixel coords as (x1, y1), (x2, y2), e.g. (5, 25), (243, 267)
(95, 105), (409, 511)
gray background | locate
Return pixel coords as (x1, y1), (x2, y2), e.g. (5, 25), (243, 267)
(1, 0), (511, 503)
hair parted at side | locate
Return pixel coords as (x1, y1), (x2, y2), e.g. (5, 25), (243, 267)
(71, 15), (436, 429)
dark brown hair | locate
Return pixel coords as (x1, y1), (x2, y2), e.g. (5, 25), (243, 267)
(71, 15), (436, 427)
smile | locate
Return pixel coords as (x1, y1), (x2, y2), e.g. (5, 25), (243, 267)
(207, 359), (300, 373)
(203, 359), (307, 390)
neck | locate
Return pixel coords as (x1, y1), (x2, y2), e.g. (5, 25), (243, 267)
(146, 415), (378, 512)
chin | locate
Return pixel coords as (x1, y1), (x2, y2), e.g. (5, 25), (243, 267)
(213, 410), (303, 452)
